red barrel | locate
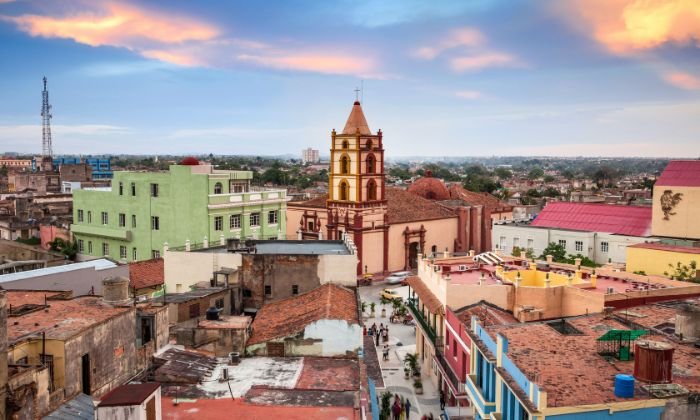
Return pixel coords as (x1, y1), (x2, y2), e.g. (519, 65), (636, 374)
(634, 341), (674, 384)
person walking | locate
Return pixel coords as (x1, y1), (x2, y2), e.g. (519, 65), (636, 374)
(404, 398), (412, 419)
(384, 325), (390, 343)
(392, 396), (402, 420)
(375, 329), (380, 346)
(439, 391), (445, 410)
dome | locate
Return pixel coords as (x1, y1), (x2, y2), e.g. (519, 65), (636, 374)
(407, 174), (450, 200)
(180, 156), (200, 165)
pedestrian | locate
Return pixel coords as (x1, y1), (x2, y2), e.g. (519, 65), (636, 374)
(392, 399), (402, 420)
(399, 395), (405, 420)
(439, 391), (445, 410)
(404, 398), (412, 419)
(376, 330), (380, 346)
(383, 326), (389, 343)
(383, 344), (389, 361)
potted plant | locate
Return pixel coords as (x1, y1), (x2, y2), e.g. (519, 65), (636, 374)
(379, 390), (392, 420)
(361, 301), (368, 314)
(404, 353), (420, 377)
(370, 302), (376, 317)
(380, 296), (390, 318)
(404, 367), (410, 379)
(413, 378), (423, 394)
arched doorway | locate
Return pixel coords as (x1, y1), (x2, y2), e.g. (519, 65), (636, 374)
(409, 242), (419, 269)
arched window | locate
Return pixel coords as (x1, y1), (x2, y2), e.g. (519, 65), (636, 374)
(340, 155), (350, 174)
(366, 154), (376, 174)
(339, 181), (349, 201)
(366, 139), (373, 150)
(367, 179), (377, 200)
(214, 182), (223, 194)
(342, 140), (349, 149)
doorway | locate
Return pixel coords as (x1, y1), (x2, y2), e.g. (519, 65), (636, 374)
(409, 242), (419, 269)
(81, 354), (91, 395)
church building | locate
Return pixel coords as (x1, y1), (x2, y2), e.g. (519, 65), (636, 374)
(286, 100), (498, 275)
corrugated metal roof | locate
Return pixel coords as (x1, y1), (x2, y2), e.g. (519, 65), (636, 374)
(0, 258), (117, 283)
(655, 160), (700, 187)
(43, 393), (95, 420)
(530, 202), (651, 237)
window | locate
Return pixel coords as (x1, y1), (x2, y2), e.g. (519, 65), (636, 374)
(265, 285), (272, 296)
(77, 209), (84, 222)
(308, 221), (314, 231)
(215, 298), (224, 309)
(119, 182), (123, 195)
(120, 245), (127, 259)
(366, 154), (376, 174)
(119, 213), (126, 227)
(101, 212), (108, 225)
(152, 250), (160, 259)
(366, 139), (373, 149)
(339, 181), (349, 201)
(132, 248), (137, 261)
(342, 140), (349, 149)
(292, 285), (299, 295)
(601, 241), (609, 253)
(78, 239), (84, 252)
(513, 237), (520, 248)
(151, 216), (160, 230)
(243, 289), (252, 298)
(102, 242), (109, 256)
(131, 215), (136, 228)
(558, 239), (567, 249)
(214, 182), (223, 194)
(150, 183), (159, 197)
(452, 338), (457, 358)
(367, 179), (377, 200)
(131, 182), (136, 196)
(189, 304), (200, 319)
(268, 210), (278, 225)
(87, 211), (92, 223)
(88, 241), (93, 254)
(527, 238), (534, 249)
(499, 236), (507, 250)
(214, 216), (223, 231)
(575, 241), (583, 252)
(340, 155), (349, 174)
(250, 213), (260, 227)
(230, 182), (244, 193)
(230, 214), (241, 229)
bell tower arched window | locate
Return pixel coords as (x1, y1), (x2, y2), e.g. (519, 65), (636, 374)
(342, 140), (349, 149)
(366, 154), (376, 174)
(367, 179), (377, 200)
(214, 182), (223, 194)
(366, 139), (373, 150)
(339, 181), (349, 201)
(340, 155), (350, 174)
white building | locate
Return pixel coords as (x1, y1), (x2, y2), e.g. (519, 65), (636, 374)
(301, 148), (320, 164)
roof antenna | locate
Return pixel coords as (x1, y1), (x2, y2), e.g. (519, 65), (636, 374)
(361, 80), (364, 105)
(354, 86), (360, 103)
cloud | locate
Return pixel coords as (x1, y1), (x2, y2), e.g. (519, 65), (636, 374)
(663, 71), (700, 90)
(237, 53), (376, 77)
(450, 53), (518, 72)
(455, 90), (482, 100)
(413, 27), (484, 60)
(557, 0), (700, 54)
(0, 124), (129, 154)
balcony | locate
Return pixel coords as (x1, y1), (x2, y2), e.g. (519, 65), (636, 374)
(406, 298), (436, 344)
(465, 374), (496, 417)
(207, 189), (287, 209)
(435, 352), (465, 395)
(70, 224), (131, 241)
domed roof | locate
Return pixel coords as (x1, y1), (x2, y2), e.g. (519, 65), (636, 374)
(180, 156), (200, 165)
(407, 173), (450, 200)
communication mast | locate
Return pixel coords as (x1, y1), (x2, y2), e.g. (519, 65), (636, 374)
(41, 76), (53, 158)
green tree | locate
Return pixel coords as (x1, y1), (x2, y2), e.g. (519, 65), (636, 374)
(561, 169), (575, 180)
(527, 167), (544, 180)
(539, 242), (567, 261)
(48, 238), (78, 260)
(664, 261), (698, 282)
(543, 175), (556, 183)
(494, 167), (512, 179)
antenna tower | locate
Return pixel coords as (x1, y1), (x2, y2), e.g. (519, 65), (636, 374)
(41, 76), (53, 158)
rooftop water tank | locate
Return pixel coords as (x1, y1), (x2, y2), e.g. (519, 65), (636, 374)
(634, 340), (674, 384)
(206, 306), (220, 321)
(101, 276), (131, 306)
(614, 374), (635, 398)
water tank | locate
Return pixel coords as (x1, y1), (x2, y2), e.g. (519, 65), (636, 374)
(101, 276), (131, 306)
(229, 352), (240, 365)
(675, 303), (700, 341)
(206, 306), (220, 321)
(634, 341), (674, 384)
(614, 374), (635, 398)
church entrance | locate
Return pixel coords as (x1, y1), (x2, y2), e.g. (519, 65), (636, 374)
(409, 242), (419, 269)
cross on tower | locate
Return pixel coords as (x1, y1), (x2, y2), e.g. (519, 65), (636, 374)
(354, 87), (361, 102)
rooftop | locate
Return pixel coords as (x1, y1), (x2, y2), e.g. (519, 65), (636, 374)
(447, 184), (512, 210)
(406, 276), (444, 315)
(198, 315), (252, 330)
(197, 240), (350, 255)
(160, 287), (227, 303)
(530, 202), (652, 237)
(454, 300), (518, 326)
(655, 160), (700, 187)
(386, 187), (456, 224)
(128, 258), (164, 290)
(162, 398), (356, 420)
(98, 382), (160, 407)
(0, 258), (117, 283)
(247, 283), (358, 345)
(628, 242), (700, 255)
(7, 291), (131, 342)
(341, 100), (371, 135)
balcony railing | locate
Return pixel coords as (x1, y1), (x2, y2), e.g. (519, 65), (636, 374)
(406, 298), (436, 344)
(435, 352), (464, 394)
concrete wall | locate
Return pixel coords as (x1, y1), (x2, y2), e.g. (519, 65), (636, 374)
(247, 319), (362, 357)
(389, 218), (458, 272)
(627, 246), (700, 277)
(0, 239), (64, 264)
(96, 389), (161, 420)
(168, 290), (230, 325)
(652, 185), (700, 239)
(0, 264), (128, 296)
(6, 365), (51, 420)
(164, 250), (242, 292)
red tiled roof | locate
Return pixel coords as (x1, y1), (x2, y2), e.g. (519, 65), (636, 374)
(128, 258), (164, 290)
(247, 284), (358, 346)
(161, 398), (356, 419)
(386, 188), (456, 224)
(447, 184), (512, 210)
(628, 242), (700, 255)
(530, 202), (651, 237)
(98, 383), (160, 407)
(407, 177), (451, 200)
(656, 160), (700, 187)
(406, 276), (444, 315)
(342, 101), (371, 135)
(454, 300), (517, 326)
(290, 195), (328, 208)
(295, 357), (359, 391)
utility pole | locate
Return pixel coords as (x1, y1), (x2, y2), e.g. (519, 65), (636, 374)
(41, 76), (53, 158)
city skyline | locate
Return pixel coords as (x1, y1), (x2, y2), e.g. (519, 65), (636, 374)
(1, 0), (699, 157)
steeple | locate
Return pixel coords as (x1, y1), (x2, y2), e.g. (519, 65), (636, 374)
(342, 101), (371, 135)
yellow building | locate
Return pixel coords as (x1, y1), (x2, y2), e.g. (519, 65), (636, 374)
(651, 160), (700, 240)
(626, 243), (699, 279)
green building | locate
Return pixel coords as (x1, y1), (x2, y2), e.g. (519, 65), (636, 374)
(71, 160), (287, 261)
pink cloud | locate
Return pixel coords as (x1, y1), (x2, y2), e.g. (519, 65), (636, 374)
(455, 90), (482, 100)
(450, 53), (517, 72)
(663, 71), (700, 90)
(413, 27), (484, 60)
(237, 53), (376, 77)
(556, 0), (700, 54)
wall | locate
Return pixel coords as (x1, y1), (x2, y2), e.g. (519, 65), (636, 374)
(626, 246), (700, 277)
(317, 253), (359, 286)
(240, 254), (321, 308)
(9, 339), (66, 393)
(63, 309), (137, 399)
(39, 225), (71, 250)
(0, 291), (6, 420)
(168, 290), (230, 324)
(547, 406), (664, 420)
(388, 218), (458, 272)
(164, 250), (241, 292)
(96, 390), (161, 420)
(652, 185), (700, 239)
(247, 319), (362, 357)
(0, 239), (64, 264)
(6, 365), (51, 419)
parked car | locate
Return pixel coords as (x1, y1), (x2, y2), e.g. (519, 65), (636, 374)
(380, 288), (402, 301)
(385, 270), (413, 285)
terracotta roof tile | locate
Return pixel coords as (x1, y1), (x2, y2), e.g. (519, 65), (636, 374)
(128, 258), (164, 290)
(386, 188), (456, 224)
(407, 177), (451, 200)
(447, 184), (512, 210)
(290, 195), (328, 208)
(247, 284), (358, 345)
(342, 101), (372, 135)
(406, 276), (444, 315)
(454, 300), (518, 327)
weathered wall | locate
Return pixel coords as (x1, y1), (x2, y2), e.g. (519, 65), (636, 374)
(95, 389), (161, 420)
(389, 218), (458, 272)
(239, 254), (321, 308)
(317, 253), (358, 286)
(6, 366), (51, 420)
(63, 309), (137, 399)
(0, 264), (128, 296)
(247, 319), (362, 357)
(164, 250), (242, 292)
(168, 290), (230, 324)
(627, 246), (700, 278)
(652, 185), (700, 239)
(0, 239), (64, 263)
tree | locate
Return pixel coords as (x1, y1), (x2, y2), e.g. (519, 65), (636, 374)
(543, 175), (556, 183)
(527, 167), (544, 180)
(561, 169), (575, 180)
(494, 167), (512, 179)
(512, 247), (522, 257)
(664, 261), (698, 282)
(379, 391), (393, 420)
(541, 187), (560, 197)
(48, 238), (78, 260)
(539, 242), (567, 261)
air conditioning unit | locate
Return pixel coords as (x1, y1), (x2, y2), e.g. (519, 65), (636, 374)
(607, 287), (615, 294)
(458, 265), (468, 272)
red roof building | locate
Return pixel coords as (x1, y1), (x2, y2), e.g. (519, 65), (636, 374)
(128, 258), (164, 293)
(655, 160), (700, 187)
(530, 202), (652, 237)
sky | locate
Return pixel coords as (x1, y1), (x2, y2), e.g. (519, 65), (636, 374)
(0, 0), (699, 158)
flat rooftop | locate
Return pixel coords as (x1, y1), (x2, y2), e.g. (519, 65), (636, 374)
(161, 287), (227, 303)
(0, 258), (117, 283)
(196, 240), (350, 255)
(199, 315), (251, 329)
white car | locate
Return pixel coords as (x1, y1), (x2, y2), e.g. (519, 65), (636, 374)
(385, 271), (413, 285)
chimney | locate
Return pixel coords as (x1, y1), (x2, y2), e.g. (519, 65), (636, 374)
(102, 276), (132, 306)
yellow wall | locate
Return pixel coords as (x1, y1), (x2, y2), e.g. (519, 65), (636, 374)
(9, 339), (66, 391)
(651, 185), (700, 239)
(626, 246), (700, 277)
(501, 268), (588, 287)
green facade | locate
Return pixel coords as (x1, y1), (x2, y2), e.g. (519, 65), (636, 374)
(71, 164), (287, 261)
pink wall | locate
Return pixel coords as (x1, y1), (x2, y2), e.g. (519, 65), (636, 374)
(39, 225), (70, 250)
(445, 308), (472, 382)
